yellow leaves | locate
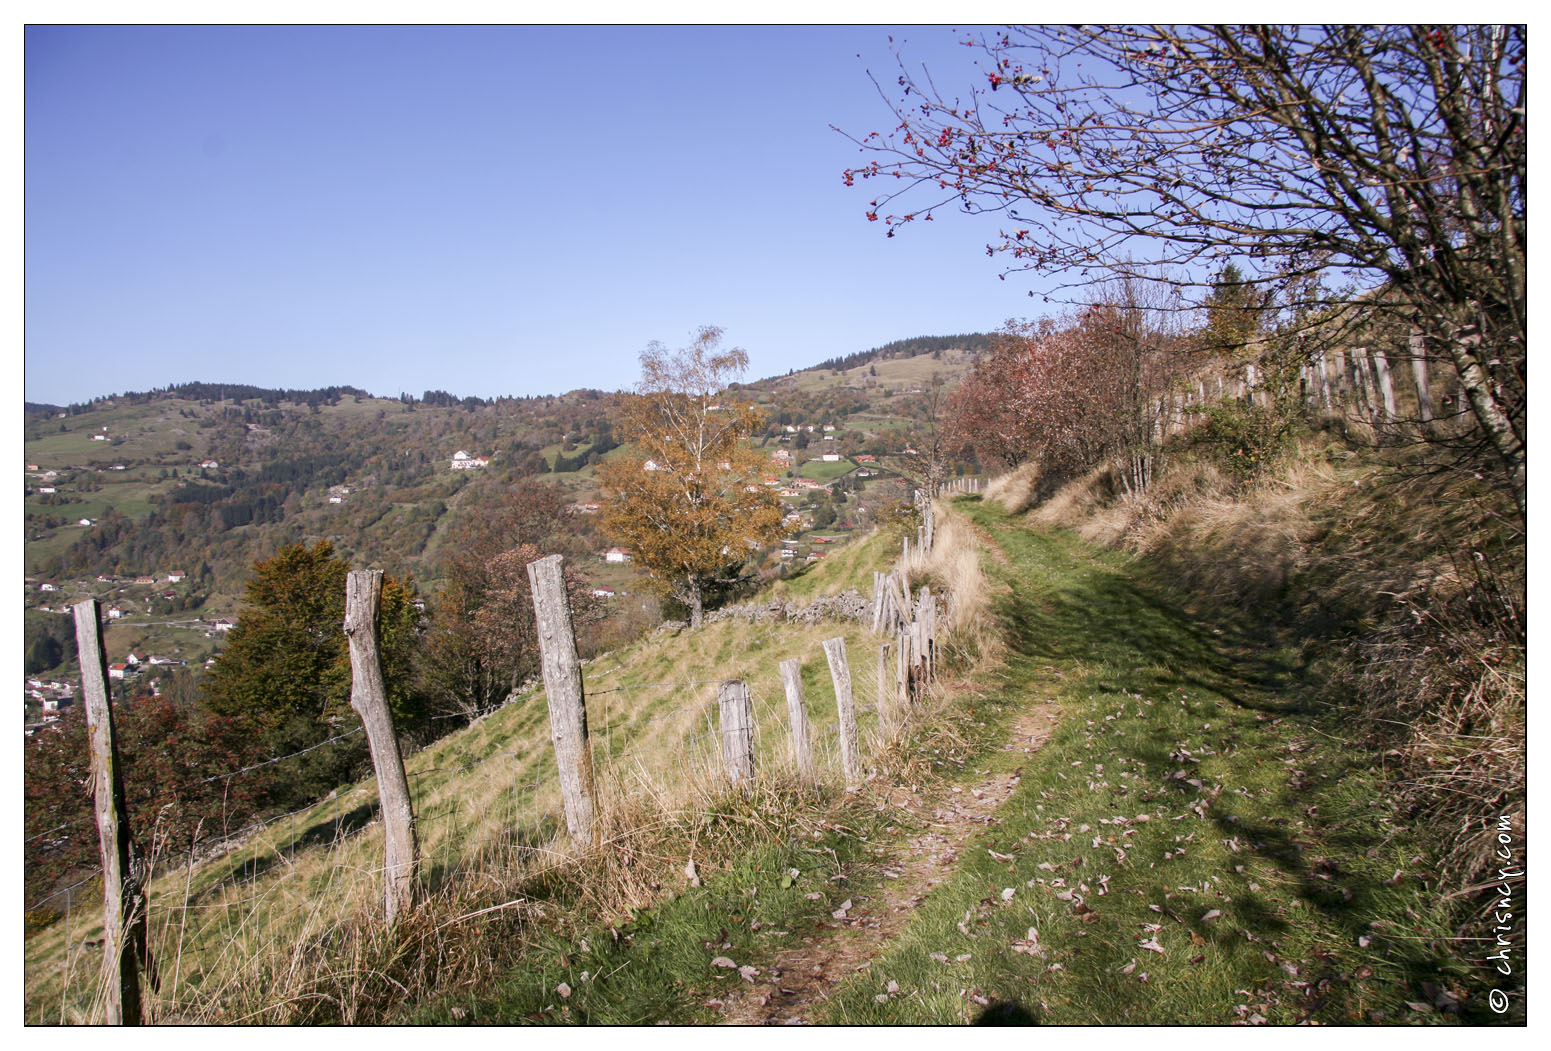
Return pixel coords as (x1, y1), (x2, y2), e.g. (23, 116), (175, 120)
(599, 330), (784, 608)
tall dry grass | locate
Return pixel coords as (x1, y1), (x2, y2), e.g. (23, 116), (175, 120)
(898, 499), (997, 662)
(25, 516), (1000, 1025)
(1014, 431), (1525, 898)
(983, 462), (1040, 514)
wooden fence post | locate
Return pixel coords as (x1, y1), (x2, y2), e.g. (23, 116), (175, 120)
(72, 598), (145, 1026)
(1372, 348), (1397, 419)
(1409, 327), (1433, 424)
(822, 638), (861, 787)
(718, 679), (757, 788)
(778, 660), (814, 782)
(526, 554), (597, 846)
(877, 643), (894, 735)
(344, 570), (419, 928)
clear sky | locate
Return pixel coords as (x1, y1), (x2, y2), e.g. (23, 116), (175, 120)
(23, 24), (1057, 406)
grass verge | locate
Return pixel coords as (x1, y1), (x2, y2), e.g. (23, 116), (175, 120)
(818, 501), (1492, 1025)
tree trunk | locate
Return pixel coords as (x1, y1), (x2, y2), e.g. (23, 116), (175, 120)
(1446, 324), (1525, 518)
(687, 576), (704, 630)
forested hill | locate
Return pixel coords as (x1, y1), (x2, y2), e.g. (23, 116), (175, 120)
(22, 331), (981, 629)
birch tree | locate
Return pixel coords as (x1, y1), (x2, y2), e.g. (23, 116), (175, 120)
(599, 327), (785, 629)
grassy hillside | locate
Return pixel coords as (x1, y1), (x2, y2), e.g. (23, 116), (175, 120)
(24, 429), (1514, 1024)
(21, 518), (927, 1023)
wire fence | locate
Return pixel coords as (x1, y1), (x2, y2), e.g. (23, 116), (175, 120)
(27, 573), (936, 926)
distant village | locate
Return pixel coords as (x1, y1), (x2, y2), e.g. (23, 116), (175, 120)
(24, 424), (917, 734)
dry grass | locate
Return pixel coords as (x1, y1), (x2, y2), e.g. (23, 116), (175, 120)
(1012, 432), (1525, 899)
(982, 462), (1040, 514)
(25, 513), (1002, 1025)
(898, 500), (996, 661)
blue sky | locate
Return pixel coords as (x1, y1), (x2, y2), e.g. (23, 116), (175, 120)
(24, 25), (1053, 405)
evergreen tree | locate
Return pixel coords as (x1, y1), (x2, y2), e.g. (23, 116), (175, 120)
(201, 541), (424, 732)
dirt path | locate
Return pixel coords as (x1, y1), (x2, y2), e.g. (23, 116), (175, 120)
(717, 696), (1062, 1025)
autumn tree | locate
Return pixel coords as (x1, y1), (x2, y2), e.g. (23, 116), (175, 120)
(25, 695), (275, 914)
(598, 326), (785, 629)
(948, 282), (1180, 493)
(882, 372), (952, 498)
(844, 25), (1525, 514)
(422, 479), (595, 718)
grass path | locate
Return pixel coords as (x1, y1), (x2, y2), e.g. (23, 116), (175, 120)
(718, 696), (1064, 1024)
(715, 497), (1479, 1025)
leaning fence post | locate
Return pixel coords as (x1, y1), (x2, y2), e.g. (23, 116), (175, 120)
(718, 679), (757, 788)
(877, 642), (895, 736)
(778, 659), (814, 781)
(822, 637), (861, 786)
(72, 598), (145, 1026)
(344, 570), (419, 928)
(526, 554), (597, 846)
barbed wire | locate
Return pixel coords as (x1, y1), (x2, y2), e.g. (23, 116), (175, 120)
(185, 726), (365, 787)
(27, 613), (940, 914)
(583, 677), (729, 698)
(26, 867), (103, 912)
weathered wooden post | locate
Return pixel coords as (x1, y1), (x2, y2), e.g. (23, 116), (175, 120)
(822, 637), (861, 786)
(72, 598), (146, 1026)
(718, 679), (757, 788)
(778, 660), (814, 782)
(1409, 327), (1433, 424)
(1372, 348), (1397, 419)
(344, 570), (419, 927)
(526, 554), (597, 846)
(877, 643), (894, 735)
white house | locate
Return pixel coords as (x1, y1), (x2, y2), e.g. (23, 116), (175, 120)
(604, 547), (632, 564)
(592, 587), (617, 598)
(642, 459), (664, 472)
(821, 453), (842, 462)
(78, 518), (95, 527)
(450, 450), (490, 470)
(91, 433), (109, 441)
(200, 460), (220, 469)
(167, 570), (186, 583)
(212, 618), (235, 632)
(39, 582), (57, 592)
(39, 486), (56, 494)
(107, 606), (126, 620)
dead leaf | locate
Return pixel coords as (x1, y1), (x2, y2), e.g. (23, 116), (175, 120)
(556, 983), (572, 999)
(1139, 938), (1166, 954)
(711, 956), (736, 969)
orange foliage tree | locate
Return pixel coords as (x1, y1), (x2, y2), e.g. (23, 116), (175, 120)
(598, 327), (785, 629)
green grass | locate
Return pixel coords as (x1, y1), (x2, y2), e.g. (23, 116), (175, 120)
(794, 458), (855, 483)
(406, 809), (886, 1024)
(816, 502), (1481, 1025)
